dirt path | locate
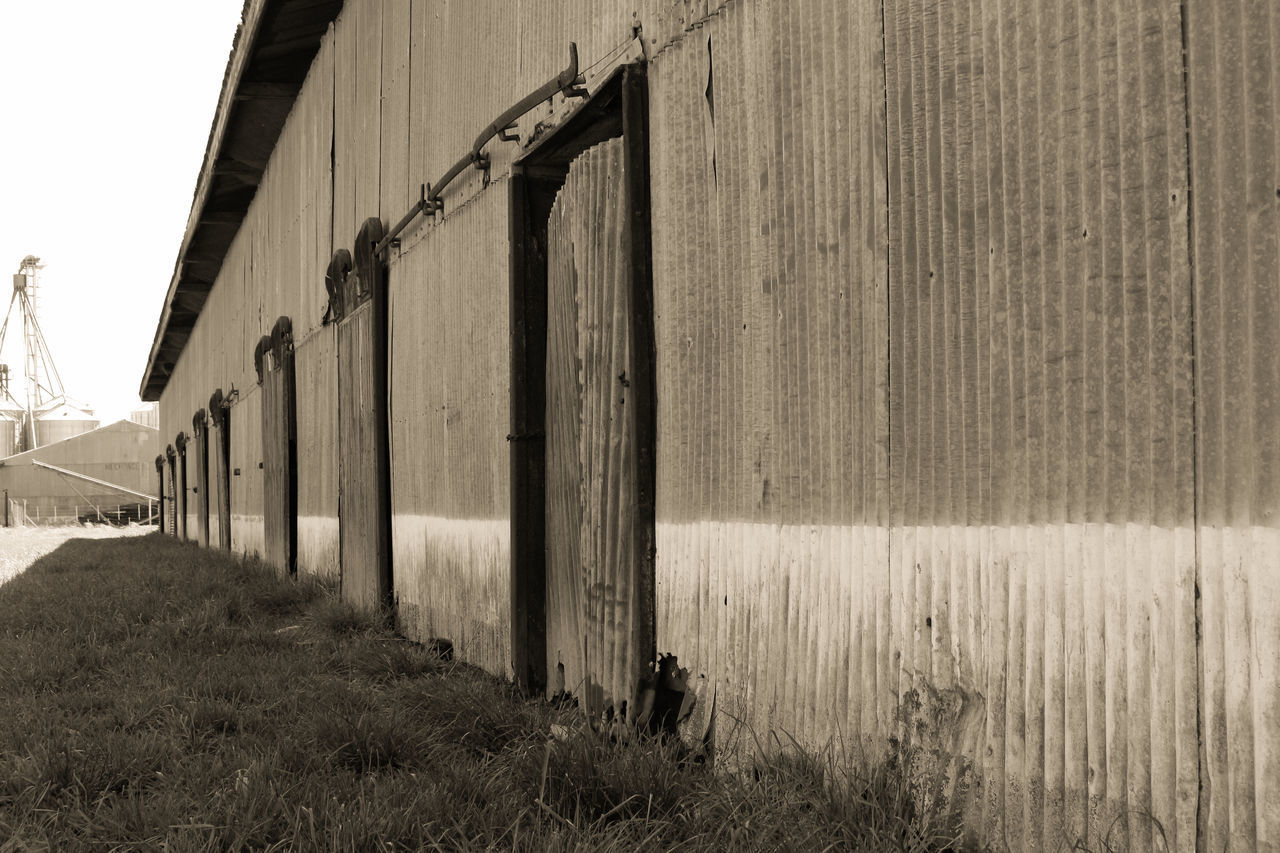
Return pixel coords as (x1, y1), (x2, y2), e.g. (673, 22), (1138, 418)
(0, 525), (154, 586)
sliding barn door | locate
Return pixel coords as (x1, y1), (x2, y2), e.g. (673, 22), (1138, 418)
(209, 390), (232, 550)
(257, 318), (297, 575)
(544, 137), (646, 715)
(328, 219), (392, 609)
(176, 434), (189, 541)
(192, 411), (209, 547)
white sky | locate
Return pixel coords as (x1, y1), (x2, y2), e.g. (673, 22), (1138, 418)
(0, 1), (246, 424)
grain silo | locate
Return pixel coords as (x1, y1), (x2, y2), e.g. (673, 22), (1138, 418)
(33, 401), (99, 447)
(0, 410), (18, 459)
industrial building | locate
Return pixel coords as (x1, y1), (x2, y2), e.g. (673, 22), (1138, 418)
(1, 256), (101, 455)
(141, 1), (1278, 849)
(0, 419), (161, 525)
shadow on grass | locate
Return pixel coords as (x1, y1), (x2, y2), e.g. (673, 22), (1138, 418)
(0, 533), (982, 851)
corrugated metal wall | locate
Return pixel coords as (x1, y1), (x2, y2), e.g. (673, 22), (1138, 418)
(160, 29), (335, 573)
(1186, 2), (1280, 849)
(649, 0), (892, 756)
(882, 1), (1197, 849)
(388, 188), (512, 675)
(295, 330), (339, 577)
(150, 1), (1280, 847)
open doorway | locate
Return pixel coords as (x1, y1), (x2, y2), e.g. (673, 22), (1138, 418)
(209, 389), (232, 550)
(509, 64), (656, 717)
(256, 317), (298, 575)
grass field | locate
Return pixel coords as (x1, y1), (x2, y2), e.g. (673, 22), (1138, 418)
(0, 533), (972, 851)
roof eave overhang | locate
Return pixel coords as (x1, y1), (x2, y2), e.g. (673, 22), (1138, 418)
(139, 0), (343, 401)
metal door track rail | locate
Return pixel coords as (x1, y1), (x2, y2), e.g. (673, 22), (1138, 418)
(375, 42), (588, 257)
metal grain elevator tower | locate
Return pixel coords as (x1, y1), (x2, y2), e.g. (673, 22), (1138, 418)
(0, 256), (92, 452)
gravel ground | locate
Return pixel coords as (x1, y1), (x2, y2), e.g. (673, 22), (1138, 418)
(0, 525), (155, 587)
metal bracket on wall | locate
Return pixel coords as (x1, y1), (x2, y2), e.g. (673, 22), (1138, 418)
(374, 42), (586, 256)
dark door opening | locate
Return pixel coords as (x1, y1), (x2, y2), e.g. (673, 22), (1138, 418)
(256, 317), (298, 575)
(209, 389), (233, 550)
(193, 410), (210, 547)
(509, 64), (656, 715)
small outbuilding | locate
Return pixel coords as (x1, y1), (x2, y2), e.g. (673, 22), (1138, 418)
(0, 419), (161, 525)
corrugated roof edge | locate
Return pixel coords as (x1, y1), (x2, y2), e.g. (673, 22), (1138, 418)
(138, 0), (344, 401)
(138, 0), (258, 401)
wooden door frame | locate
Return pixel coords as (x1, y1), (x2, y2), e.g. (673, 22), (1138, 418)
(508, 63), (656, 696)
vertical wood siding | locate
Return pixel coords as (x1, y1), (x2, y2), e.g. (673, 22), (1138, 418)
(1187, 2), (1280, 849)
(161, 29), (335, 564)
(544, 138), (642, 713)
